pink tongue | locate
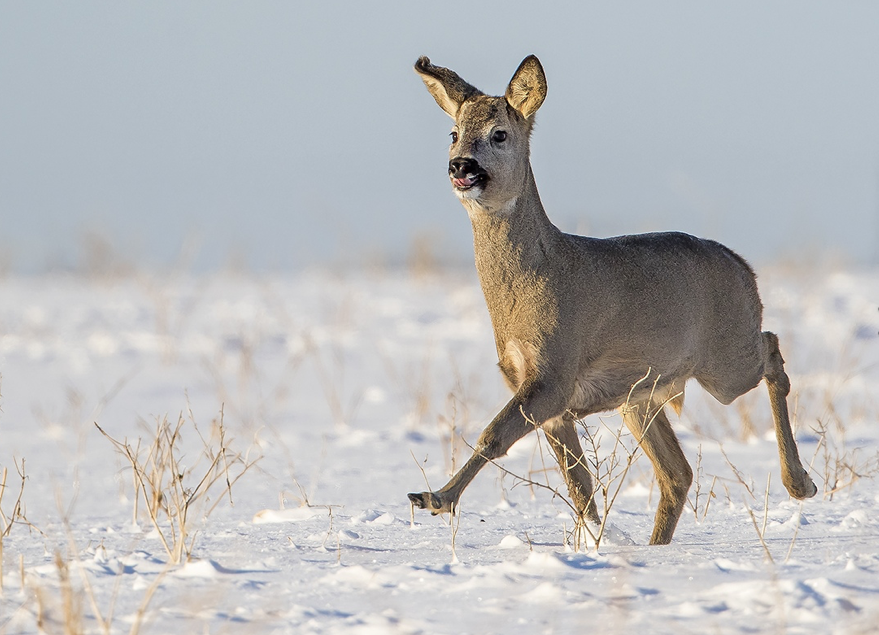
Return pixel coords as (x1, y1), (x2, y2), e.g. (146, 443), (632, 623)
(453, 177), (474, 188)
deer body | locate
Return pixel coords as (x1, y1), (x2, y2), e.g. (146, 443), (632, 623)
(409, 56), (817, 544)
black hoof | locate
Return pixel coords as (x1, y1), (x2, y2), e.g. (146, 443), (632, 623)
(407, 491), (445, 514)
(408, 492), (427, 508)
(786, 469), (818, 500)
(800, 475), (818, 499)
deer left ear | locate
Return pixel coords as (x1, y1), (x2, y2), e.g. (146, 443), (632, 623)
(505, 55), (547, 120)
(415, 56), (481, 119)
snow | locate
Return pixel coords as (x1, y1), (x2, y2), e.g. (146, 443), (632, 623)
(0, 266), (878, 634)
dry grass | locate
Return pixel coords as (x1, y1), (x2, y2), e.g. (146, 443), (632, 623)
(1, 458), (43, 598)
(810, 417), (879, 499)
(95, 406), (261, 564)
(0, 459), (33, 541)
(1, 461), (30, 600)
(23, 543), (168, 635)
(686, 444), (719, 523)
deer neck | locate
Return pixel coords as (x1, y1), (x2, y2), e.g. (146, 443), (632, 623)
(467, 168), (558, 280)
(466, 168), (561, 344)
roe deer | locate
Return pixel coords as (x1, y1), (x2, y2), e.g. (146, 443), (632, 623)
(408, 55), (817, 545)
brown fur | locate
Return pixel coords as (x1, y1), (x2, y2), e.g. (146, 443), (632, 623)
(408, 56), (817, 545)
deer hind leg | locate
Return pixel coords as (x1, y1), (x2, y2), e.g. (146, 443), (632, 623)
(542, 414), (600, 524)
(621, 401), (692, 545)
(762, 331), (817, 499)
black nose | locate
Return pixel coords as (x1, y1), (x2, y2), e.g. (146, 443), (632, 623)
(449, 157), (480, 178)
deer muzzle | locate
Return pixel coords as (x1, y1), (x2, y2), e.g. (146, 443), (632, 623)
(449, 157), (488, 191)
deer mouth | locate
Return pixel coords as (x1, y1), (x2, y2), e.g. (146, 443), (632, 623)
(451, 171), (488, 191)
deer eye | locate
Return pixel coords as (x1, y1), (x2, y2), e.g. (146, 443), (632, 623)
(450, 131), (458, 144)
(492, 130), (507, 143)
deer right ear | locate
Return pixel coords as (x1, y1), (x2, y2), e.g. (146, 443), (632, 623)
(505, 55), (547, 120)
(415, 56), (480, 119)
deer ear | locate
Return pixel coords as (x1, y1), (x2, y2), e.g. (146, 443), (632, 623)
(505, 55), (547, 120)
(415, 56), (480, 119)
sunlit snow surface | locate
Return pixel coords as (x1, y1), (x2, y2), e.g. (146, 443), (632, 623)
(1, 267), (878, 634)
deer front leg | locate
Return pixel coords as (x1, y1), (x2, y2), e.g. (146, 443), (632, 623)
(409, 380), (568, 515)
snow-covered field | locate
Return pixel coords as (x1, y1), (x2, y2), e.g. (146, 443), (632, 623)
(1, 265), (878, 634)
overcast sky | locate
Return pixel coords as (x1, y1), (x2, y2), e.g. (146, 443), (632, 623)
(2, 2), (878, 272)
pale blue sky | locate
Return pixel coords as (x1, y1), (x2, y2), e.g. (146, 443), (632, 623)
(2, 2), (878, 271)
